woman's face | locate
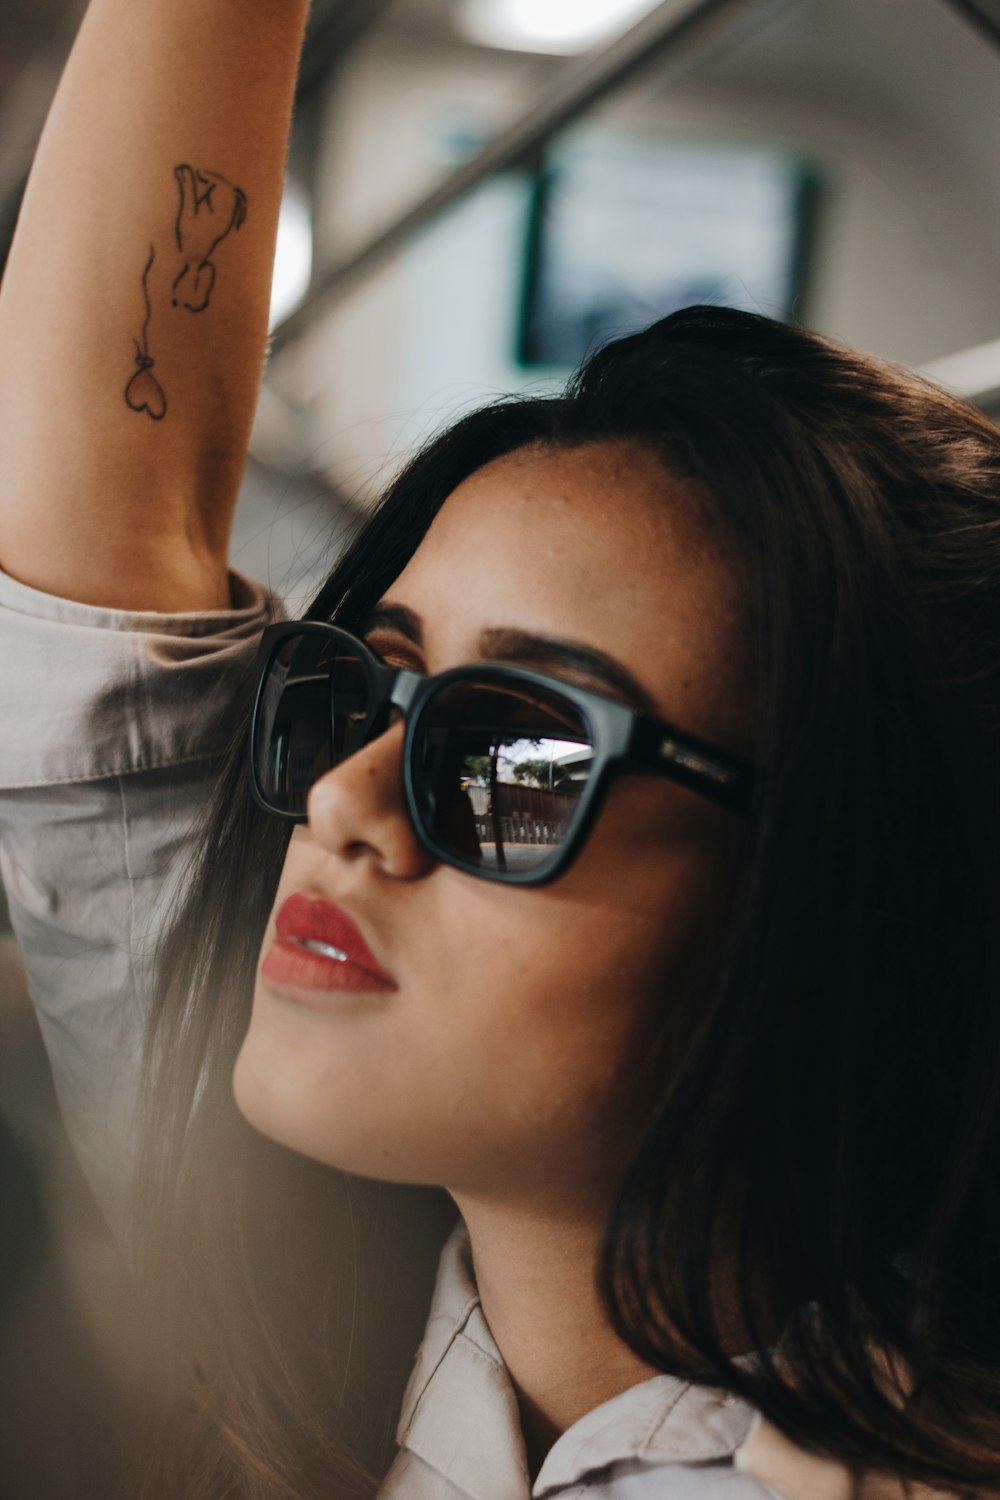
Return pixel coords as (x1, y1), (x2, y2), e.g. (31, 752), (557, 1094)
(234, 439), (755, 1214)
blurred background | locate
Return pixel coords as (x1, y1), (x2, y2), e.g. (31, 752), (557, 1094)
(239, 0), (1000, 607)
(2, 0), (999, 607)
(2, 0), (1000, 1182)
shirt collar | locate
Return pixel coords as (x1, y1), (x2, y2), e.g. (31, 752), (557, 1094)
(396, 1225), (530, 1500)
(534, 1371), (755, 1495)
(396, 1224), (759, 1499)
(392, 1225), (951, 1500)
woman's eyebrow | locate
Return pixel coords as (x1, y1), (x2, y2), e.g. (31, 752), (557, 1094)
(480, 628), (657, 716)
(362, 603), (656, 715)
(361, 602), (424, 646)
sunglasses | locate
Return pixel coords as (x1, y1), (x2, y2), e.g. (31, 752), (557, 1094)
(249, 622), (756, 886)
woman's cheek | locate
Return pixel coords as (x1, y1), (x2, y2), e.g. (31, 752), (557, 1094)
(233, 791), (740, 1195)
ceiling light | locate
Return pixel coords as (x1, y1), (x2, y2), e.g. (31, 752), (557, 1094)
(270, 182), (313, 330)
(457, 0), (663, 55)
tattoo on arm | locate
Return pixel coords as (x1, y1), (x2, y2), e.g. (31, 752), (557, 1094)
(125, 166), (248, 422)
(170, 165), (248, 312)
(125, 244), (166, 421)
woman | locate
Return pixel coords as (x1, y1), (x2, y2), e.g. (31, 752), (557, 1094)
(130, 309), (1000, 1500)
(0, 4), (997, 1499)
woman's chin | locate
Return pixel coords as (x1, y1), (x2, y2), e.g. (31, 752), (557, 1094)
(230, 1032), (424, 1183)
(231, 1036), (302, 1150)
(230, 1032), (338, 1161)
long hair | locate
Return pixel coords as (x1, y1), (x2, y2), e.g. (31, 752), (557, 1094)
(135, 306), (1000, 1496)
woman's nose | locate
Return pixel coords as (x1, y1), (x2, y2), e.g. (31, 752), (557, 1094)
(305, 721), (435, 881)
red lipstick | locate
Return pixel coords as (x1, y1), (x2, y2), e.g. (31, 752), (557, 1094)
(261, 892), (397, 998)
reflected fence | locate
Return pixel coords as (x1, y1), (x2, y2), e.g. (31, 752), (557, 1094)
(468, 781), (579, 853)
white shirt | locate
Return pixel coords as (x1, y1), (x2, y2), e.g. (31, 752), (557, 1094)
(380, 1227), (778, 1500)
(381, 1228), (958, 1500)
(0, 564), (279, 1230)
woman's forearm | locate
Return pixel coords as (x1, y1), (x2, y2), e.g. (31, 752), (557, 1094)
(0, 0), (311, 609)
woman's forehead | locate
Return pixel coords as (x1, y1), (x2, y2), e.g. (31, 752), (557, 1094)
(384, 441), (755, 750)
(397, 441), (717, 600)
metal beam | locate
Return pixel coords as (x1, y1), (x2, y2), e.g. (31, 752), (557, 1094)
(944, 0), (1000, 51)
(270, 0), (795, 355)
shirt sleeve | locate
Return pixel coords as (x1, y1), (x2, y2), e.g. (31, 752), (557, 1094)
(0, 565), (283, 1233)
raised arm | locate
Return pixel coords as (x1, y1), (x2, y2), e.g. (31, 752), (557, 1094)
(0, 0), (311, 611)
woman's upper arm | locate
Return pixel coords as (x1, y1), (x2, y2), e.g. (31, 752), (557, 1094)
(0, 0), (310, 611)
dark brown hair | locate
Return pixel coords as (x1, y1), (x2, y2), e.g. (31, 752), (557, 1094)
(135, 307), (1000, 1496)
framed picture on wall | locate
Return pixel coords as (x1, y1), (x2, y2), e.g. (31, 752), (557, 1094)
(517, 126), (821, 369)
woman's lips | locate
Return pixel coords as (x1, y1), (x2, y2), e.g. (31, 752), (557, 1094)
(261, 892), (398, 997)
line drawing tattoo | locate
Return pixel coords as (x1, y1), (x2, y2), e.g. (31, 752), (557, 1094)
(171, 165), (248, 313)
(124, 244), (167, 421)
(125, 165), (248, 421)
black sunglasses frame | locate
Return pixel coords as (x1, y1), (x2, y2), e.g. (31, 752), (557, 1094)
(248, 621), (756, 887)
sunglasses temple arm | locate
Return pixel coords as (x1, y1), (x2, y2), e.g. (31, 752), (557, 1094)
(626, 719), (757, 815)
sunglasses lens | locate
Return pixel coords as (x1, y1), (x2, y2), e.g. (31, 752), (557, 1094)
(253, 631), (371, 816)
(412, 678), (594, 877)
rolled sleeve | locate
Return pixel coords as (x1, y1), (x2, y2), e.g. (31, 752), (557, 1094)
(0, 566), (283, 1231)
(0, 566), (279, 788)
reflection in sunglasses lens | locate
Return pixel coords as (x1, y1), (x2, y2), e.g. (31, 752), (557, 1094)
(415, 680), (593, 874)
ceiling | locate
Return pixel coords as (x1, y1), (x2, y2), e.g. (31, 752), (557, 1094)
(2, 0), (999, 317)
